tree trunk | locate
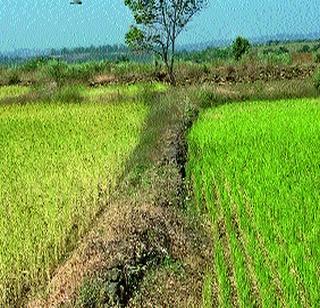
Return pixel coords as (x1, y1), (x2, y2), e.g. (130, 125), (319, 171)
(161, 39), (176, 86)
(168, 40), (176, 86)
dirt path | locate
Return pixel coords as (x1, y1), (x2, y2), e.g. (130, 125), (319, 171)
(28, 89), (214, 307)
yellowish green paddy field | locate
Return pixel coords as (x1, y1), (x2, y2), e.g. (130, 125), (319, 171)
(0, 85), (148, 302)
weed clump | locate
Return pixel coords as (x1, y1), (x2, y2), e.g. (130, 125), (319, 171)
(52, 85), (84, 103)
(7, 71), (21, 85)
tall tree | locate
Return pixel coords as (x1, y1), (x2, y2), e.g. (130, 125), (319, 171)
(124, 0), (208, 85)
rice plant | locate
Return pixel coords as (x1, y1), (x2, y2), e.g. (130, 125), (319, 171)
(0, 86), (30, 100)
(187, 98), (320, 306)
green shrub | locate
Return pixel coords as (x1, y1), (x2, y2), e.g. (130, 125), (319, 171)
(64, 61), (110, 82)
(115, 55), (130, 63)
(43, 59), (69, 86)
(231, 36), (251, 61)
(314, 53), (320, 63)
(276, 46), (289, 54)
(7, 70), (21, 85)
(241, 49), (259, 64)
(312, 43), (320, 52)
(299, 44), (311, 53)
(22, 57), (49, 72)
(197, 89), (226, 108)
(262, 48), (274, 55)
(313, 69), (320, 90)
(260, 52), (292, 65)
(52, 85), (84, 103)
(77, 278), (109, 307)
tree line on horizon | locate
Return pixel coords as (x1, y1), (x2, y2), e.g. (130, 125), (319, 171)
(1, 0), (320, 75)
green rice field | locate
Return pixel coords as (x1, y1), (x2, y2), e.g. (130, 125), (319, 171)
(187, 99), (320, 306)
(0, 86), (30, 100)
(0, 88), (148, 303)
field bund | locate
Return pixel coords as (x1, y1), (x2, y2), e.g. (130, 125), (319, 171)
(0, 97), (147, 302)
(187, 99), (320, 306)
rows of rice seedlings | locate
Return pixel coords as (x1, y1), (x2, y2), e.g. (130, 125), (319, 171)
(0, 85), (30, 100)
(187, 98), (320, 306)
(0, 99), (148, 304)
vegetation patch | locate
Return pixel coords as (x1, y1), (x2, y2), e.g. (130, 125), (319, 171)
(0, 85), (30, 100)
(187, 98), (320, 306)
(85, 82), (168, 101)
(0, 99), (148, 305)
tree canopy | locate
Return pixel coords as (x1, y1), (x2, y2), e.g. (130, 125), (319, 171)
(232, 36), (251, 61)
(124, 0), (208, 84)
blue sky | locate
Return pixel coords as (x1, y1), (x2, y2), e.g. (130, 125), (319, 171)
(0, 0), (319, 52)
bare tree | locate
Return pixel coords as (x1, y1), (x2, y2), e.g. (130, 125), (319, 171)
(124, 0), (208, 85)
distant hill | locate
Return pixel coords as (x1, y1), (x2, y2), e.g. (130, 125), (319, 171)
(179, 32), (320, 51)
(0, 44), (152, 65)
(1, 32), (320, 65)
(0, 48), (50, 59)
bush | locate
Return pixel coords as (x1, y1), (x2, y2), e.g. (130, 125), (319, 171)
(312, 43), (320, 52)
(241, 49), (259, 64)
(314, 69), (320, 90)
(43, 59), (69, 86)
(314, 53), (320, 63)
(197, 89), (229, 108)
(262, 53), (292, 65)
(232, 36), (251, 61)
(7, 70), (21, 85)
(65, 61), (110, 82)
(299, 44), (311, 53)
(276, 46), (289, 54)
(22, 57), (49, 72)
(39, 59), (106, 86)
(263, 48), (274, 55)
(77, 278), (109, 307)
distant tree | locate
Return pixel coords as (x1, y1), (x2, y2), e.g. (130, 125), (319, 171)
(277, 46), (289, 54)
(267, 40), (280, 46)
(61, 47), (69, 55)
(115, 55), (130, 63)
(232, 36), (251, 61)
(312, 43), (320, 52)
(299, 44), (311, 53)
(124, 0), (208, 85)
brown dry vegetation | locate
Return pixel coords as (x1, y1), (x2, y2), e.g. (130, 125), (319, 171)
(88, 63), (318, 87)
(1, 61), (318, 89)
